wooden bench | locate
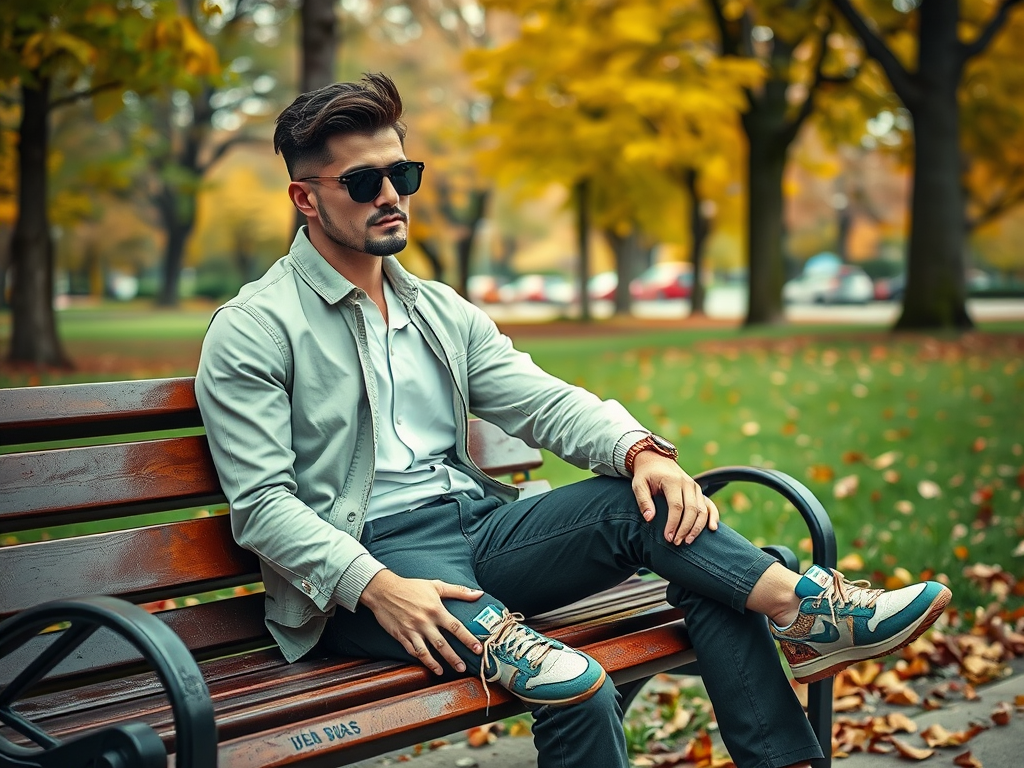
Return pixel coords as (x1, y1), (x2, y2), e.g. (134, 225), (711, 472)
(0, 377), (836, 768)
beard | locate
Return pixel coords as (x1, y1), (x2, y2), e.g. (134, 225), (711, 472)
(318, 202), (408, 256)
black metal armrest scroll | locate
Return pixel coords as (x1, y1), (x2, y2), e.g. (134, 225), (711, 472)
(0, 595), (216, 768)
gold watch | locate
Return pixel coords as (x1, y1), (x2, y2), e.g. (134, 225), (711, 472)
(625, 434), (678, 474)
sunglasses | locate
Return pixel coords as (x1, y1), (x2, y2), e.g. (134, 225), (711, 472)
(299, 161), (425, 203)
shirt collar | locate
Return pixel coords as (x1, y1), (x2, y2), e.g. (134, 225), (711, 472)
(286, 227), (420, 309)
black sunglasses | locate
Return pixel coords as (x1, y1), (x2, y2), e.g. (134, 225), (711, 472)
(299, 161), (425, 203)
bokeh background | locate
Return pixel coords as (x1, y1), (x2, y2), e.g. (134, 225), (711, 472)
(2, 3), (1024, 756)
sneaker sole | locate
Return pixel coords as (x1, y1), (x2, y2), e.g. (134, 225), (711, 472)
(508, 668), (607, 707)
(790, 586), (952, 685)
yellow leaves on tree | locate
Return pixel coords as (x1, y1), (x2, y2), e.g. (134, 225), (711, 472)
(1, 0), (220, 123)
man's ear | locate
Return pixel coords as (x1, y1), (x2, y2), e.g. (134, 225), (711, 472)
(288, 182), (319, 220)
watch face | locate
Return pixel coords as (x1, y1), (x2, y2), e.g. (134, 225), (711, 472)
(651, 434), (677, 453)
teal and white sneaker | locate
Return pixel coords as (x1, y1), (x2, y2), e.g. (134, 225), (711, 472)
(771, 565), (952, 684)
(468, 605), (606, 710)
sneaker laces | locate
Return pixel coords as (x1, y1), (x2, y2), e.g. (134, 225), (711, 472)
(478, 609), (555, 713)
(813, 568), (886, 627)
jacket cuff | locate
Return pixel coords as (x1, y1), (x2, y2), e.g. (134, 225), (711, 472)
(613, 429), (651, 476)
(332, 553), (388, 611)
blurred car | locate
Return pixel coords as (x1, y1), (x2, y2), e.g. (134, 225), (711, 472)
(467, 274), (504, 304)
(588, 271), (618, 301)
(783, 265), (874, 304)
(630, 263), (692, 301)
(873, 273), (905, 301)
(498, 274), (575, 304)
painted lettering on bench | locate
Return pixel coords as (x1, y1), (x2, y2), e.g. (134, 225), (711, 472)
(289, 730), (322, 750)
(287, 721), (361, 751)
(322, 721), (362, 741)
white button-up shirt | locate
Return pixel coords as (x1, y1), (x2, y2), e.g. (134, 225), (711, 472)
(358, 278), (484, 521)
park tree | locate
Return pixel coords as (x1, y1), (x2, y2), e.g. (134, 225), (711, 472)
(468, 0), (759, 318)
(961, 4), (1024, 238)
(0, 0), (217, 366)
(139, 0), (290, 307)
(829, 0), (1023, 329)
(705, 0), (879, 325)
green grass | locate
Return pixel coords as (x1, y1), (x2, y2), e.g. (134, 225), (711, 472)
(3, 307), (1022, 618)
(522, 326), (1024, 618)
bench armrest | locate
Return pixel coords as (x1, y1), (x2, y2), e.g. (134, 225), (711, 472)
(0, 595), (216, 768)
(695, 465), (835, 768)
(695, 466), (837, 571)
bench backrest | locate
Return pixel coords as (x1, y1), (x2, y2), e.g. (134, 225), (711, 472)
(0, 377), (543, 687)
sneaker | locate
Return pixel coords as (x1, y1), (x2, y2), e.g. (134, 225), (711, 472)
(771, 565), (952, 684)
(467, 605), (606, 710)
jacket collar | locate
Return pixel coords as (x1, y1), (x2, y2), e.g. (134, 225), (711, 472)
(287, 227), (420, 308)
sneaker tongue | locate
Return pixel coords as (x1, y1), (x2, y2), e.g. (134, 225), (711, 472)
(467, 604), (505, 637)
(795, 565), (834, 599)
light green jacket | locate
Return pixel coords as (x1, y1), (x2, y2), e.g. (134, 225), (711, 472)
(195, 230), (645, 661)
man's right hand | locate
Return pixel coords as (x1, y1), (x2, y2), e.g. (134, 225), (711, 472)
(358, 569), (484, 675)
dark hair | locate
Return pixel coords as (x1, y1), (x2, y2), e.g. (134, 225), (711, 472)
(273, 72), (407, 179)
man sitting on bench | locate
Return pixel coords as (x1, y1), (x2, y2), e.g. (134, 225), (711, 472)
(195, 73), (951, 768)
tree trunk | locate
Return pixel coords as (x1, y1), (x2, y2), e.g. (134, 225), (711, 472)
(156, 184), (196, 307)
(294, 0), (340, 234)
(454, 189), (489, 298)
(7, 79), (71, 367)
(896, 1), (972, 329)
(301, 0), (338, 92)
(603, 228), (645, 316)
(414, 238), (445, 281)
(684, 168), (711, 316)
(575, 179), (591, 322)
(743, 103), (789, 326)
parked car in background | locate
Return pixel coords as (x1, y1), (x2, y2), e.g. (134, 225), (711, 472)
(630, 262), (692, 301)
(467, 275), (504, 304)
(873, 273), (905, 302)
(783, 264), (874, 304)
(498, 274), (575, 305)
(588, 271), (618, 301)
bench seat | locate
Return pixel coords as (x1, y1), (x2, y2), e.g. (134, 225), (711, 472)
(0, 377), (835, 768)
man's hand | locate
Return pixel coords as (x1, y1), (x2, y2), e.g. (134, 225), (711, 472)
(631, 451), (720, 545)
(359, 569), (484, 675)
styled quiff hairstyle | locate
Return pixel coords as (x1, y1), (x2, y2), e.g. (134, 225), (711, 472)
(273, 72), (407, 179)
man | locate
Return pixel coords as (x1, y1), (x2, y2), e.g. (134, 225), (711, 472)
(195, 73), (951, 768)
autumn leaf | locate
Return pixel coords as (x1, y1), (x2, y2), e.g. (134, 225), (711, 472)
(917, 479), (942, 499)
(808, 464), (835, 482)
(872, 451), (901, 469)
(833, 474), (860, 499)
(991, 701), (1013, 726)
(953, 752), (983, 768)
(887, 736), (934, 760)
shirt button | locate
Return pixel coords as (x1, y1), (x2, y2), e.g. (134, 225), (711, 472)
(396, 418), (403, 425)
(347, 512), (357, 522)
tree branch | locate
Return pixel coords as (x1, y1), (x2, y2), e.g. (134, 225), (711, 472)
(197, 134), (263, 175)
(781, 23), (832, 147)
(48, 81), (123, 110)
(961, 0), (1024, 61)
(829, 0), (920, 105)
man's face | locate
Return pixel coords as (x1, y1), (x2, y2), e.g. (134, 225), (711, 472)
(304, 128), (411, 259)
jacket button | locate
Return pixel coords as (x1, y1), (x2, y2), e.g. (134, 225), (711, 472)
(347, 512), (357, 522)
(301, 581), (313, 594)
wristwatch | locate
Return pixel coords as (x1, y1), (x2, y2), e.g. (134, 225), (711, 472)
(624, 433), (678, 474)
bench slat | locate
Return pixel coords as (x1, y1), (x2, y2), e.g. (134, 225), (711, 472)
(0, 436), (224, 532)
(0, 515), (260, 617)
(0, 378), (202, 446)
(11, 590), (685, 755)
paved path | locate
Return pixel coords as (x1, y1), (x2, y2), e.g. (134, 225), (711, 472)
(349, 657), (1024, 767)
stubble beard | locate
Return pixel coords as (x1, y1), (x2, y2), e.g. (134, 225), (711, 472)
(318, 202), (408, 257)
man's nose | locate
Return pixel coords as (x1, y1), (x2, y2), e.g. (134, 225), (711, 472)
(375, 176), (401, 206)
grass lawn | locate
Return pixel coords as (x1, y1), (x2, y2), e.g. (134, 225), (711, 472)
(2, 306), (1022, 619)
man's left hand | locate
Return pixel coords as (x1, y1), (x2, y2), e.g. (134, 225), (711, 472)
(631, 451), (720, 545)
